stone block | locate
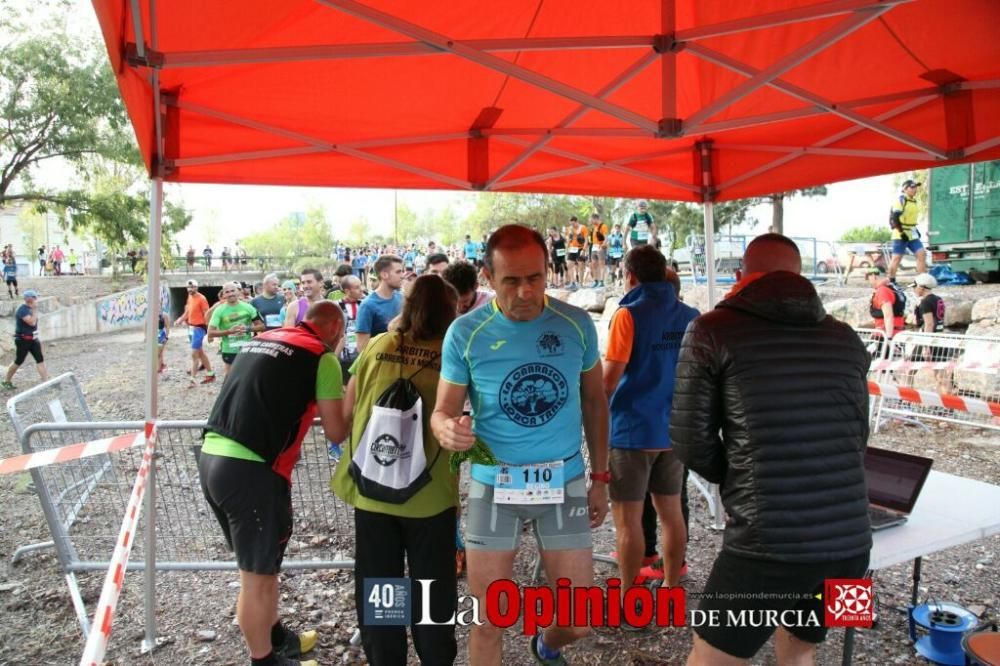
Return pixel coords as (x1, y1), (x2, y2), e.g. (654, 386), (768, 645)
(568, 287), (607, 312)
(970, 296), (1000, 323)
(943, 298), (975, 327)
(825, 298), (874, 329)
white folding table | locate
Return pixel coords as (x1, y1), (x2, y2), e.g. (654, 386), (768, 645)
(842, 471), (1000, 664)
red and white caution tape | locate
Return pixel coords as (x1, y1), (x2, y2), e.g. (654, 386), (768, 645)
(0, 431), (144, 476)
(868, 381), (1000, 418)
(869, 359), (1000, 372)
(79, 423), (157, 666)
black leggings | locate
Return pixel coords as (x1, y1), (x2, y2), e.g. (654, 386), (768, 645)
(354, 506), (457, 666)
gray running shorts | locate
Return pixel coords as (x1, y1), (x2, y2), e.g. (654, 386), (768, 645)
(465, 475), (592, 551)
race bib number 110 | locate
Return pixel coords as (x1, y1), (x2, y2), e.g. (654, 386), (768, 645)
(494, 461), (564, 504)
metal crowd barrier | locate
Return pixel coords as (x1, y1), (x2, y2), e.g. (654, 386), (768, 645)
(871, 330), (1000, 432)
(7, 374), (96, 564)
(12, 414), (356, 633)
(8, 374), (730, 642)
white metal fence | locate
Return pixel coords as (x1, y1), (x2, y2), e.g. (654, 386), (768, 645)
(863, 330), (1000, 432)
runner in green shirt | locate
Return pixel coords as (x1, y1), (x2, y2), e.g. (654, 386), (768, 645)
(208, 282), (264, 378)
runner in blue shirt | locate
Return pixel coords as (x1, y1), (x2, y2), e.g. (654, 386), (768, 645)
(355, 255), (404, 352)
(463, 235), (479, 265)
(3, 260), (18, 298)
(351, 253), (367, 280)
(432, 225), (609, 665)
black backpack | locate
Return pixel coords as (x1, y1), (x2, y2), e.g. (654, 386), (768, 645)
(870, 282), (907, 319)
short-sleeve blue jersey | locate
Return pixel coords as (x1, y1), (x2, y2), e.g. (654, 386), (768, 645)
(440, 296), (600, 485)
(464, 241), (479, 261)
(356, 290), (402, 337)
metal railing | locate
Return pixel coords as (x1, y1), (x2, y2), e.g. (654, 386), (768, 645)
(871, 331), (1000, 432)
(17, 419), (355, 634)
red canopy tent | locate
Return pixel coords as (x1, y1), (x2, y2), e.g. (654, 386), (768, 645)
(85, 0), (1000, 651)
(93, 0), (1000, 199)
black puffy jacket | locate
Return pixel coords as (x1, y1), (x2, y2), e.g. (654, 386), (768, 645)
(670, 271), (872, 563)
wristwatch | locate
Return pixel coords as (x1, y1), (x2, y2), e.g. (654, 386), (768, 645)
(589, 471), (611, 483)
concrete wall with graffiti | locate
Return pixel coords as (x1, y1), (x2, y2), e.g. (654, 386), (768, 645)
(96, 285), (171, 332)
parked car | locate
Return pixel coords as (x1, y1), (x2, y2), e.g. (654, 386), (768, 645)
(671, 234), (746, 274)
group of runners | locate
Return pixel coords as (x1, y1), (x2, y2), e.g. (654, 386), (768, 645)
(190, 217), (879, 666)
(545, 201), (659, 290)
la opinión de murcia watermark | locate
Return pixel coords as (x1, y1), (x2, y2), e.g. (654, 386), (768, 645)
(363, 577), (874, 633)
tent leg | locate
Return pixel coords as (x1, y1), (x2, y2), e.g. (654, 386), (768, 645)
(703, 201), (718, 308)
(141, 177), (163, 654)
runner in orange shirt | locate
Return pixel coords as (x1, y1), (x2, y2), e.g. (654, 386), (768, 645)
(174, 279), (217, 385)
(566, 216), (589, 290)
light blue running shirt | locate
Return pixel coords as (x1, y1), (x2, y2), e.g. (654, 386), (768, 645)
(440, 297), (599, 485)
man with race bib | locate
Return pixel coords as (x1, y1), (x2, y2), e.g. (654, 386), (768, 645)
(626, 200), (656, 252)
(606, 223), (625, 286)
(433, 224), (609, 666)
(565, 216), (589, 291)
(209, 281), (264, 380)
(251, 274), (285, 331)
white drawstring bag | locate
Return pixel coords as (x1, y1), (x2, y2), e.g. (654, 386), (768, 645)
(348, 354), (440, 504)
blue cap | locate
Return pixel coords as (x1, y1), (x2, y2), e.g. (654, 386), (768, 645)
(23, 289), (39, 299)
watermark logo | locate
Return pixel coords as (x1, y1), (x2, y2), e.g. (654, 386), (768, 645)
(823, 579), (873, 628)
(362, 578), (411, 626)
(363, 577), (685, 633)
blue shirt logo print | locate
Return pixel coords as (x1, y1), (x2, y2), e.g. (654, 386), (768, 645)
(499, 363), (569, 428)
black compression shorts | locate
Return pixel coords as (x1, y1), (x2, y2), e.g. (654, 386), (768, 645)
(14, 338), (43, 365)
(198, 451), (292, 575)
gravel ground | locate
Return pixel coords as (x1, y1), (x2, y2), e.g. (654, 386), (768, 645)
(0, 279), (997, 665)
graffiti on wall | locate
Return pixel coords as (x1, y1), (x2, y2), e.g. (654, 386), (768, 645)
(96, 285), (170, 330)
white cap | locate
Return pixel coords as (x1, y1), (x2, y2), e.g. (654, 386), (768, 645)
(186, 279), (199, 287)
(913, 273), (937, 289)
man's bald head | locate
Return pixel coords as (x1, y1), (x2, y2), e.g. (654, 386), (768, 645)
(304, 300), (344, 329)
(304, 300), (345, 348)
(742, 233), (802, 275)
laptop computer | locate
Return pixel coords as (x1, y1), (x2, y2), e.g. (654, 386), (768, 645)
(864, 446), (934, 531)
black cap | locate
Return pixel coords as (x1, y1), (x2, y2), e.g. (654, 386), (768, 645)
(901, 179), (922, 189)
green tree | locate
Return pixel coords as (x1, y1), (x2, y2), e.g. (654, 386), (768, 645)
(761, 186), (828, 234)
(241, 204), (334, 259)
(840, 225), (891, 243)
(345, 217), (370, 247)
(1, 27), (191, 263)
(1, 30), (132, 207)
(16, 207), (47, 253)
(393, 202), (420, 244)
(660, 204), (704, 252)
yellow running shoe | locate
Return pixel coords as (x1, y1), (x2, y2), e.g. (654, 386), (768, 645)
(298, 630), (318, 654)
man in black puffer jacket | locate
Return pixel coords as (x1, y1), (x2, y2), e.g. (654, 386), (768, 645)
(671, 233), (871, 665)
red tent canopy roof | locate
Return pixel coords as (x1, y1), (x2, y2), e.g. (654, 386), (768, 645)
(93, 0), (1000, 201)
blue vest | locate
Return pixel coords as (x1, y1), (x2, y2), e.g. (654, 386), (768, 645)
(609, 282), (699, 450)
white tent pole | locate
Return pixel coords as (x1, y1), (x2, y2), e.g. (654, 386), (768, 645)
(698, 141), (719, 308)
(143, 0), (162, 650)
(142, 177), (162, 654)
(703, 201), (718, 308)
